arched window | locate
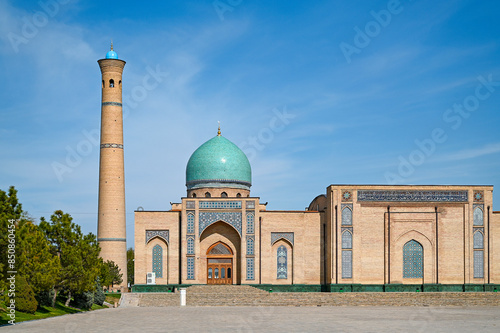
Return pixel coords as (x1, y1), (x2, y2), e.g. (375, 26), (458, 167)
(473, 231), (484, 249)
(192, 193), (196, 198)
(246, 212), (255, 234)
(152, 244), (163, 278)
(236, 193), (241, 198)
(109, 79), (114, 88)
(102, 80), (104, 88)
(205, 192), (211, 198)
(403, 240), (423, 278)
(119, 80), (122, 87)
(187, 237), (194, 254)
(342, 230), (352, 249)
(474, 207), (483, 226)
(277, 245), (287, 279)
(247, 237), (254, 255)
(221, 192), (228, 198)
(187, 213), (195, 234)
(342, 207), (352, 225)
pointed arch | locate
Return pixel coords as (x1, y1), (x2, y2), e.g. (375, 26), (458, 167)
(342, 230), (352, 249)
(207, 241), (233, 255)
(473, 230), (484, 249)
(152, 244), (163, 278)
(187, 237), (195, 254)
(341, 206), (352, 225)
(474, 206), (484, 226)
(403, 240), (423, 278)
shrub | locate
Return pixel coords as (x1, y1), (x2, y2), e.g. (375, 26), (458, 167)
(15, 276), (38, 314)
(94, 279), (105, 306)
(37, 289), (55, 307)
(72, 291), (94, 310)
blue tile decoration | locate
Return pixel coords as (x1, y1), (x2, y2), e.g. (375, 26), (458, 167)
(473, 205), (484, 226)
(187, 212), (195, 234)
(357, 190), (468, 202)
(100, 143), (124, 149)
(152, 244), (162, 278)
(246, 201), (255, 209)
(186, 201), (195, 209)
(246, 258), (255, 280)
(101, 102), (122, 107)
(186, 135), (252, 190)
(342, 230), (352, 249)
(403, 240), (423, 278)
(187, 237), (195, 254)
(473, 231), (484, 249)
(199, 201), (242, 209)
(271, 232), (294, 246)
(342, 250), (352, 279)
(187, 257), (195, 280)
(341, 190), (353, 202)
(473, 190), (484, 202)
(246, 236), (254, 255)
(146, 230), (169, 244)
(277, 245), (287, 279)
(474, 250), (484, 278)
(246, 212), (255, 234)
(341, 204), (352, 225)
(199, 212), (242, 236)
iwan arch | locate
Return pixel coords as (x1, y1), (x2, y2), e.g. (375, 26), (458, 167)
(95, 46), (500, 292)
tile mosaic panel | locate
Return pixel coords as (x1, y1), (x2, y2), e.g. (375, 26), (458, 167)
(277, 245), (287, 279)
(271, 232), (294, 246)
(199, 212), (242, 236)
(146, 230), (169, 244)
(403, 240), (423, 278)
(357, 190), (468, 202)
(199, 201), (242, 209)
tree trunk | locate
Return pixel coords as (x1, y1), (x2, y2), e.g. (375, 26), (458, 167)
(51, 288), (58, 308)
(65, 290), (72, 307)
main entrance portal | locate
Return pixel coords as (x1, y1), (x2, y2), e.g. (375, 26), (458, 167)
(207, 242), (233, 285)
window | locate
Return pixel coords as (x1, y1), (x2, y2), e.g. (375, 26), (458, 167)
(187, 257), (195, 280)
(473, 231), (484, 249)
(109, 79), (114, 88)
(474, 250), (484, 278)
(277, 245), (287, 279)
(187, 213), (195, 234)
(342, 250), (352, 279)
(246, 212), (255, 234)
(192, 193), (196, 198)
(187, 237), (194, 254)
(342, 207), (352, 225)
(236, 193), (241, 198)
(205, 192), (211, 198)
(474, 207), (483, 226)
(403, 240), (423, 278)
(208, 268), (212, 279)
(247, 238), (254, 255)
(152, 244), (162, 278)
(342, 230), (352, 249)
(221, 192), (228, 198)
(247, 258), (255, 280)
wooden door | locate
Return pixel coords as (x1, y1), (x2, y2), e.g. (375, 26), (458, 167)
(207, 260), (232, 284)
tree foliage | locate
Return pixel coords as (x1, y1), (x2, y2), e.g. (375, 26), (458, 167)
(100, 260), (123, 290)
(127, 247), (134, 286)
(15, 275), (38, 314)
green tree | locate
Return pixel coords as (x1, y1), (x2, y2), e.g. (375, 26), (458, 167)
(15, 275), (38, 314)
(127, 247), (134, 286)
(100, 260), (123, 290)
(39, 210), (101, 306)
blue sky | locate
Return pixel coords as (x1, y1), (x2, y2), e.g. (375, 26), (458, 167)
(1, 0), (499, 247)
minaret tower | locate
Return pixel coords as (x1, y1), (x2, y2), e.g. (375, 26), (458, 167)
(97, 43), (127, 291)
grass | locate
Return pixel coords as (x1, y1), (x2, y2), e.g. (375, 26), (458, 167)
(105, 293), (121, 306)
(0, 300), (109, 325)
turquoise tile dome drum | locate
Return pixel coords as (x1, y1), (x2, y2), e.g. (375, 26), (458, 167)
(186, 135), (252, 190)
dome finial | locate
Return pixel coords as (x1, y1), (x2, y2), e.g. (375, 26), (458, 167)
(217, 121), (221, 136)
(110, 39), (113, 51)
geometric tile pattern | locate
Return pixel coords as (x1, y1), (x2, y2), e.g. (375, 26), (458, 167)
(246, 212), (255, 234)
(342, 230), (352, 249)
(199, 201), (242, 209)
(357, 190), (468, 202)
(341, 190), (353, 202)
(474, 250), (484, 278)
(271, 232), (294, 246)
(342, 250), (352, 279)
(246, 201), (255, 209)
(146, 230), (169, 244)
(341, 204), (353, 225)
(186, 201), (195, 209)
(199, 212), (242, 236)
(277, 245), (287, 279)
(187, 237), (195, 254)
(187, 212), (195, 234)
(246, 236), (254, 255)
(100, 143), (124, 149)
(101, 101), (122, 107)
(473, 231), (484, 249)
(473, 190), (484, 202)
(152, 244), (162, 278)
(403, 240), (423, 278)
(473, 205), (484, 226)
(187, 257), (195, 280)
(247, 257), (255, 280)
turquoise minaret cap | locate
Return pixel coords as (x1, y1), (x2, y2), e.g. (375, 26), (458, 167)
(105, 41), (118, 59)
(186, 126), (252, 190)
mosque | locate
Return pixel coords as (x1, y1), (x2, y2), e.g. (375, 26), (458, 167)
(97, 47), (500, 292)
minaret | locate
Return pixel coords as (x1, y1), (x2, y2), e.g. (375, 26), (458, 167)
(97, 43), (127, 291)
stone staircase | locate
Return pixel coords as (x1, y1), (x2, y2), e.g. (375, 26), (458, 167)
(122, 285), (500, 307)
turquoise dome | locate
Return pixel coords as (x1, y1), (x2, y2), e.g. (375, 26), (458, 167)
(106, 50), (118, 59)
(186, 135), (251, 190)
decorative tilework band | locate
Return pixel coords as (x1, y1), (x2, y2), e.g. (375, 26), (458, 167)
(100, 143), (124, 149)
(199, 212), (242, 236)
(102, 102), (122, 107)
(98, 238), (126, 242)
(357, 190), (468, 202)
(146, 230), (169, 244)
(271, 232), (294, 246)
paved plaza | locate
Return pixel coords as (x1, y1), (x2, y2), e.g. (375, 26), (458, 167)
(2, 306), (500, 332)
